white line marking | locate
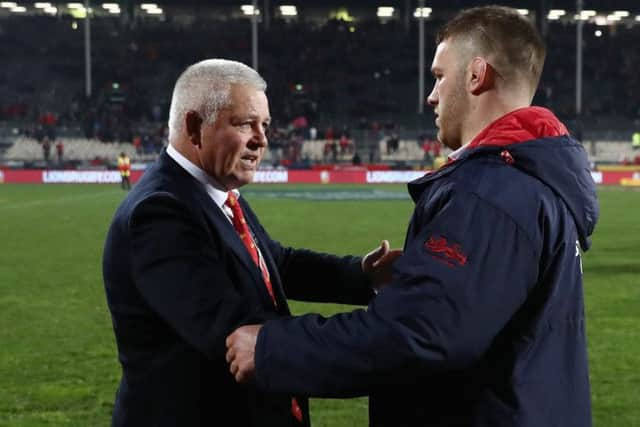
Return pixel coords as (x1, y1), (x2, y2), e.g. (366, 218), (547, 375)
(0, 189), (123, 211)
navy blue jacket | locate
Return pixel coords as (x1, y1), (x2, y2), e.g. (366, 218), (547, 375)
(102, 151), (373, 427)
(254, 107), (599, 426)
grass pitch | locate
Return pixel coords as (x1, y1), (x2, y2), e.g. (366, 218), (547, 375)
(0, 183), (638, 426)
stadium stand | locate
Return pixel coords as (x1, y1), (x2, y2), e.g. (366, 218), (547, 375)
(1, 3), (639, 169)
(4, 135), (638, 170)
(4, 137), (139, 162)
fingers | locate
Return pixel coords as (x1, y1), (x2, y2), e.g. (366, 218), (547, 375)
(225, 331), (236, 363)
(363, 240), (395, 272)
(227, 344), (242, 381)
(225, 345), (234, 364)
(369, 240), (389, 261)
(229, 360), (247, 383)
(225, 326), (260, 383)
(371, 241), (394, 268)
(228, 353), (252, 383)
(374, 240), (389, 259)
(235, 366), (248, 383)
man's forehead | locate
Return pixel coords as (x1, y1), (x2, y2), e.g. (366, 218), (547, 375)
(230, 85), (267, 101)
(435, 37), (466, 55)
(431, 40), (453, 66)
(433, 37), (475, 68)
(224, 85), (267, 104)
(221, 98), (270, 122)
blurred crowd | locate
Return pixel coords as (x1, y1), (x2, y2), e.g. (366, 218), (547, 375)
(2, 11), (639, 159)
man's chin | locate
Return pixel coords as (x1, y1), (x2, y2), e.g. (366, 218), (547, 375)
(438, 134), (460, 151)
(236, 171), (257, 187)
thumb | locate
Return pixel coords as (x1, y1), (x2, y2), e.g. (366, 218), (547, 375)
(371, 240), (389, 257)
(370, 240), (390, 267)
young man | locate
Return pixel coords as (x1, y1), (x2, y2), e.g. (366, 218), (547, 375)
(102, 59), (398, 427)
(226, 6), (599, 426)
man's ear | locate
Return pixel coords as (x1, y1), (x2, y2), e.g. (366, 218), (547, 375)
(185, 110), (203, 147)
(468, 57), (495, 95)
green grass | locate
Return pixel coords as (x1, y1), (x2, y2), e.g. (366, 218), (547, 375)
(0, 183), (638, 426)
(581, 188), (640, 427)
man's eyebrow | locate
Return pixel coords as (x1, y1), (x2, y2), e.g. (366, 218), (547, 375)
(231, 112), (256, 119)
(231, 113), (271, 122)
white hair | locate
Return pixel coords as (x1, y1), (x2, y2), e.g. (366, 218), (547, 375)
(167, 59), (266, 138)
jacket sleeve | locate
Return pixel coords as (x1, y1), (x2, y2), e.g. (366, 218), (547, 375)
(128, 193), (278, 360)
(271, 242), (374, 305)
(254, 187), (539, 397)
(242, 201), (374, 305)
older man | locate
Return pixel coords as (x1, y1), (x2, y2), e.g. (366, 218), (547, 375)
(102, 59), (397, 427)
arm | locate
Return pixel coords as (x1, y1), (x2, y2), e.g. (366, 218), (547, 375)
(270, 240), (401, 305)
(243, 201), (400, 305)
(228, 189), (538, 396)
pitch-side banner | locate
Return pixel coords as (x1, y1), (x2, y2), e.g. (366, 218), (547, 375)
(0, 169), (629, 185)
(43, 170), (122, 183)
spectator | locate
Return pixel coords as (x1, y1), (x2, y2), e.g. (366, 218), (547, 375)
(324, 139), (337, 162)
(56, 141), (64, 165)
(308, 126), (317, 140)
(339, 134), (352, 154)
(42, 136), (51, 164)
(352, 151), (362, 165)
(132, 135), (142, 155)
(386, 133), (399, 154)
(632, 131), (640, 150)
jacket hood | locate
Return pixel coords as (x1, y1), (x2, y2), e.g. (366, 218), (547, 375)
(410, 107), (598, 250)
(464, 107), (598, 250)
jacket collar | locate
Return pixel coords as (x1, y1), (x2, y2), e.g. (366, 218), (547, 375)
(465, 106), (568, 150)
(160, 152), (275, 306)
(408, 107), (568, 202)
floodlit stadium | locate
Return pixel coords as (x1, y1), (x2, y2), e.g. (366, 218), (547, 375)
(1, 1), (639, 426)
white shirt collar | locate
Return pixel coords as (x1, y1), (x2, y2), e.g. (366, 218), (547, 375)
(166, 144), (238, 208)
(447, 143), (467, 161)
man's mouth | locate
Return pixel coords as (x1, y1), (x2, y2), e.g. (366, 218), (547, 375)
(240, 153), (259, 168)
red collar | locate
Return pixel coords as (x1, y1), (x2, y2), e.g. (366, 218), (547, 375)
(466, 106), (568, 150)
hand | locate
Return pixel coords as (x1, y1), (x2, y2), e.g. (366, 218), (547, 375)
(361, 240), (403, 289)
(225, 324), (262, 384)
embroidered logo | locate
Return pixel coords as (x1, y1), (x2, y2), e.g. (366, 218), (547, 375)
(425, 236), (467, 267)
(500, 150), (515, 165)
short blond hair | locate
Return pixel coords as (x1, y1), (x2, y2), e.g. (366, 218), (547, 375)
(437, 5), (546, 95)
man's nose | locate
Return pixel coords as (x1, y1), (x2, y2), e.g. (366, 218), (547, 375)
(427, 87), (438, 107)
(252, 125), (268, 147)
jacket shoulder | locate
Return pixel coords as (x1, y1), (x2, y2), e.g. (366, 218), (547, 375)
(426, 157), (568, 254)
